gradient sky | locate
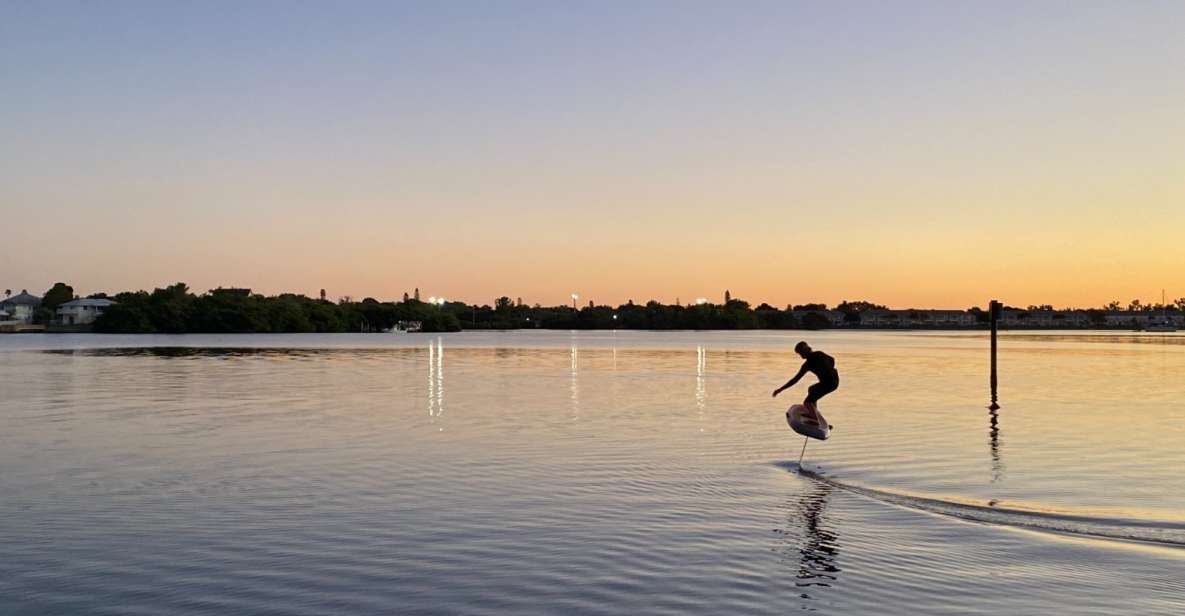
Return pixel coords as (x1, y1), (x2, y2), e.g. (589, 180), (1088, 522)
(3, 1), (1183, 308)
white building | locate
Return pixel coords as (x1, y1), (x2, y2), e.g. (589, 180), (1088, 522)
(57, 298), (116, 325)
(1101, 310), (1183, 329)
(1103, 311), (1145, 328)
(1056, 310), (1091, 327)
(823, 309), (847, 326)
(928, 310), (976, 326)
(860, 309), (892, 326)
(860, 309), (976, 328)
(0, 290), (42, 324)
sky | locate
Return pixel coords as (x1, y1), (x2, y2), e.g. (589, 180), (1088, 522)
(2, 1), (1183, 309)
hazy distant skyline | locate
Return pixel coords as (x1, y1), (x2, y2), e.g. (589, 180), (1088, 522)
(3, 2), (1183, 309)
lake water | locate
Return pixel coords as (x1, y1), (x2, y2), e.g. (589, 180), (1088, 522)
(2, 330), (1184, 614)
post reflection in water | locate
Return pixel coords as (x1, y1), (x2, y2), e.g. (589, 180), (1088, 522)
(989, 404), (1003, 482)
(777, 482), (841, 604)
(989, 377), (1002, 482)
(427, 337), (444, 426)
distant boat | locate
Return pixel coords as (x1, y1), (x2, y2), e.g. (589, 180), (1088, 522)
(1143, 319), (1176, 333)
(1140, 290), (1177, 332)
(383, 320), (423, 333)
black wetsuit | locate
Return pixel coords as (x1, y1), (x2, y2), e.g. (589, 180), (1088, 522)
(802, 351), (839, 404)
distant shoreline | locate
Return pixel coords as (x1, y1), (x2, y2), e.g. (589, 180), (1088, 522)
(5, 283), (1180, 335)
(4, 325), (1176, 335)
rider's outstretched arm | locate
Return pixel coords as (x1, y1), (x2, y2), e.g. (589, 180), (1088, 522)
(773, 363), (808, 396)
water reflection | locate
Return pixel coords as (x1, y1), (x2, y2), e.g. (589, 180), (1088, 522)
(927, 332), (1185, 346)
(570, 337), (579, 416)
(43, 347), (409, 360)
(988, 348), (1003, 482)
(777, 482), (841, 605)
(695, 346), (707, 430)
(44, 347), (325, 358)
(428, 338), (444, 423)
(989, 404), (1003, 482)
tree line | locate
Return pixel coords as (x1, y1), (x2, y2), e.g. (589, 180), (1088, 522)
(444, 297), (857, 330)
(85, 285), (869, 333)
(92, 284), (463, 333)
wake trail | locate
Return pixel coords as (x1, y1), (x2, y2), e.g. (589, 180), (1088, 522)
(784, 462), (1185, 548)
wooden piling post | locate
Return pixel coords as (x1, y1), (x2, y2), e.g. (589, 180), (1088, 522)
(989, 300), (1000, 409)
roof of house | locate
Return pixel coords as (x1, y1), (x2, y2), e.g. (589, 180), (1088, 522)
(58, 298), (116, 309)
(0, 291), (41, 307)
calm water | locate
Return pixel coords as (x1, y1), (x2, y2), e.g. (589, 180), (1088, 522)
(2, 330), (1184, 614)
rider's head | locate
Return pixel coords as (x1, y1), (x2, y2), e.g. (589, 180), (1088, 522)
(794, 341), (811, 357)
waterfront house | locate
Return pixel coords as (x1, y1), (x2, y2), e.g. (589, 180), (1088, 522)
(860, 309), (892, 327)
(56, 298), (116, 325)
(1057, 310), (1091, 327)
(999, 309), (1028, 327)
(0, 290), (41, 324)
(929, 310), (975, 327)
(857, 309), (975, 328)
(861, 309), (902, 327)
(1027, 310), (1057, 327)
(1103, 311), (1145, 328)
(822, 310), (846, 326)
(1101, 310), (1183, 329)
(893, 310), (932, 327)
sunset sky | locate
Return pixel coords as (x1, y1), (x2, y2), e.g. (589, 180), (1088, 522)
(3, 2), (1183, 309)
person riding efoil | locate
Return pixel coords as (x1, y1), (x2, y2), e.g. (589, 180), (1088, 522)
(772, 341), (838, 424)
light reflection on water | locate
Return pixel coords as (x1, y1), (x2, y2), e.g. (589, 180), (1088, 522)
(696, 345), (707, 436)
(570, 336), (579, 417)
(2, 331), (1185, 614)
(428, 337), (444, 425)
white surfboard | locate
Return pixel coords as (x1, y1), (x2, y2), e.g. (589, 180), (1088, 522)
(786, 404), (830, 441)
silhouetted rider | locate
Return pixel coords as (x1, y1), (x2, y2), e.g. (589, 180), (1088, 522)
(772, 341), (839, 421)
